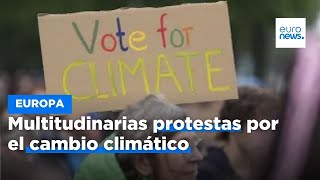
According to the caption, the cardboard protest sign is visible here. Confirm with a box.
[38,1,238,113]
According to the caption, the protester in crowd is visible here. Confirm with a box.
[198,86,281,180]
[2,153,73,180]
[180,101,225,147]
[75,94,205,180]
[33,154,73,180]
[1,120,40,166]
[59,110,120,175]
[1,126,73,180]
[2,150,37,180]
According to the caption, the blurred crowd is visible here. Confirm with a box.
[1,30,320,180]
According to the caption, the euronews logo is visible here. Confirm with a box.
[279,26,304,40]
[276,18,306,48]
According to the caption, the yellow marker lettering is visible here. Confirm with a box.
[129,31,148,51]
[89,63,109,99]
[156,54,183,93]
[107,61,118,97]
[176,51,199,92]
[62,61,95,100]
[205,50,230,92]
[118,58,150,96]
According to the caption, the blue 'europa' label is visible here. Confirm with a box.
[7,95,72,114]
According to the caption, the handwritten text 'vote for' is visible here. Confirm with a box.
[63,13,230,100]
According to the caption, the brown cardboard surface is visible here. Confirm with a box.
[38,1,238,113]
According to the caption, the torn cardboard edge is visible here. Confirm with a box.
[37,1,227,18]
